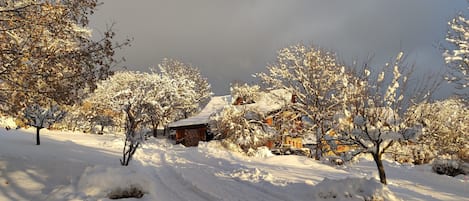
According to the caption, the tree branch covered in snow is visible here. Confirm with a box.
[0,0,130,115]
[443,6,469,98]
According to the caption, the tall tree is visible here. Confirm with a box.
[93,71,154,166]
[0,0,129,114]
[157,58,212,118]
[257,44,348,159]
[443,6,469,98]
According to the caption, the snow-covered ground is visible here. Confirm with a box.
[0,128,467,201]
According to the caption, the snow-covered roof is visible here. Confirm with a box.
[168,89,292,129]
[237,89,292,115]
[168,95,231,128]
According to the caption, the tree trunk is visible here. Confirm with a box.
[36,127,41,145]
[373,152,387,184]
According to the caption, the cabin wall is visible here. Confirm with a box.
[174,127,207,147]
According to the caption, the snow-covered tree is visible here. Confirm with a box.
[94,71,156,166]
[211,105,272,153]
[443,6,469,98]
[230,83,260,105]
[0,0,129,115]
[23,104,65,145]
[257,44,348,159]
[93,71,198,165]
[334,53,424,184]
[157,58,212,119]
[406,98,469,159]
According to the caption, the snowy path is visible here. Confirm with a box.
[137,143,297,201]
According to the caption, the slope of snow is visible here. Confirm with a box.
[0,128,467,201]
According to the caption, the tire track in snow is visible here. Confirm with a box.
[141,147,221,201]
[171,147,294,201]
[159,152,221,201]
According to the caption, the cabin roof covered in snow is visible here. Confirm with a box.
[237,89,292,115]
[168,95,231,128]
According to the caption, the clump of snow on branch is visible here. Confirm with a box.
[230,83,260,104]
[443,8,469,96]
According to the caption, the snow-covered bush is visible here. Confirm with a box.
[107,185,145,199]
[311,177,400,201]
[406,98,469,160]
[432,159,467,177]
[387,142,436,165]
[211,105,272,153]
[77,166,151,200]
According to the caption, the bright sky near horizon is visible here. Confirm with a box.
[90,0,466,97]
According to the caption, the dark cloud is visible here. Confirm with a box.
[90,0,466,96]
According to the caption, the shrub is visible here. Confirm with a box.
[432,159,466,177]
[108,185,145,200]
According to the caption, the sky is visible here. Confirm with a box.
[90,0,466,96]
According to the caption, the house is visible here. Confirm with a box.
[168,88,303,148]
[168,96,230,146]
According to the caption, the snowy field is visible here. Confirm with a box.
[0,128,467,201]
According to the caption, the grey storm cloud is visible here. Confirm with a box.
[90,0,466,96]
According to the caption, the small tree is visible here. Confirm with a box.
[24,104,65,145]
[94,71,154,166]
[335,53,424,184]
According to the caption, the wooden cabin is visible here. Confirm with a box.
[168,96,229,147]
